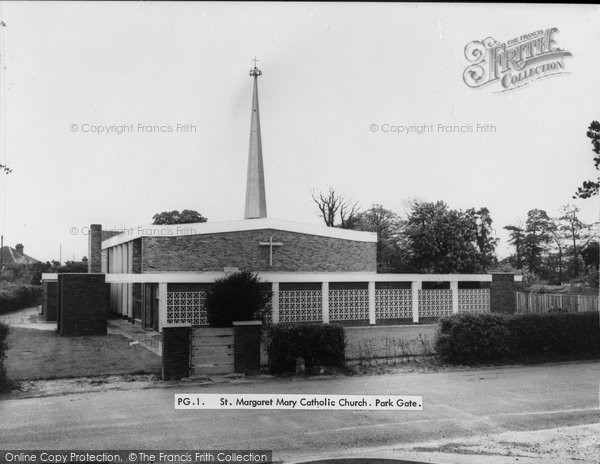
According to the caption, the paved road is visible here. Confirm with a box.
[1,361,598,462]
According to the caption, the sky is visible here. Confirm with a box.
[0,2,599,262]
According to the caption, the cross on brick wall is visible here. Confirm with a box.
[258,236,283,266]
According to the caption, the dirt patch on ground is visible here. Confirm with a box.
[11,374,162,397]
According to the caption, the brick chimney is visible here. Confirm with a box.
[88,225,102,273]
[15,243,24,255]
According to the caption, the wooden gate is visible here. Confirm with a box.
[190,327,235,376]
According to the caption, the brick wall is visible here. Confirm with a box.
[141,229,376,273]
[88,225,102,273]
[490,273,516,314]
[162,327,190,380]
[233,322,262,374]
[42,281,58,322]
[132,238,142,272]
[58,273,109,336]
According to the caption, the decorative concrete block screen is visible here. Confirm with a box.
[330,289,369,320]
[164,287,493,326]
[259,299,272,324]
[418,289,453,318]
[166,290,273,326]
[166,291,208,326]
[375,289,412,319]
[458,289,490,313]
[147,273,518,329]
[279,289,323,322]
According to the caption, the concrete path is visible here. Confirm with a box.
[1,361,598,463]
[0,306,55,331]
[107,318,162,356]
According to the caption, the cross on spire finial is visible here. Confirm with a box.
[249,57,262,77]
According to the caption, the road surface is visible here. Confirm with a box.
[1,361,599,463]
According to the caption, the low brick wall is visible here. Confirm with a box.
[345,324,438,361]
[42,281,58,322]
[233,321,262,374]
[162,327,191,380]
[57,273,109,336]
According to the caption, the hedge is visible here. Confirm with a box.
[435,312,600,365]
[0,322,9,391]
[267,324,345,374]
[0,285,42,314]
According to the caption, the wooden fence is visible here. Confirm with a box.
[515,292,599,314]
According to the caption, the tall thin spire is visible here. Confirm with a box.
[244,59,267,219]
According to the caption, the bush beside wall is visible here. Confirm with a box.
[0,322,9,391]
[0,285,42,314]
[436,312,600,365]
[205,271,271,327]
[267,324,345,374]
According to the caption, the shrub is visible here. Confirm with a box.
[205,271,271,327]
[267,324,345,374]
[436,312,600,365]
[0,322,9,391]
[435,313,514,364]
[0,284,42,314]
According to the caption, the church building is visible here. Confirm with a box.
[90,63,378,331]
[54,62,517,334]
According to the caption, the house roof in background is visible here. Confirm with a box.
[0,246,40,265]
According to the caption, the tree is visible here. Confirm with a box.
[52,261,88,273]
[466,207,499,272]
[312,188,359,229]
[522,210,553,275]
[548,217,567,284]
[504,225,525,269]
[404,201,497,273]
[351,204,407,272]
[521,209,554,276]
[580,241,599,270]
[152,209,207,225]
[574,120,600,199]
[580,241,599,287]
[559,205,596,279]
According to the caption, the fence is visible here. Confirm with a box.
[515,292,599,314]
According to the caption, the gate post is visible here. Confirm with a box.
[490,273,516,314]
[233,321,262,374]
[162,327,191,380]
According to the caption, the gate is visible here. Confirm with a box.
[190,327,235,376]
